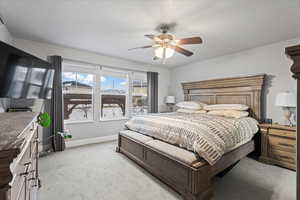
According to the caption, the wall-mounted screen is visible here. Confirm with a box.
[0,41,55,99]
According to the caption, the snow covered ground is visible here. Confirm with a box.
[64,106,147,122]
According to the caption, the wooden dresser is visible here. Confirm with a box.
[0,112,40,200]
[259,123,296,170]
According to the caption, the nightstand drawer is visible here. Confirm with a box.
[269,128,295,139]
[268,136,296,152]
[269,149,295,164]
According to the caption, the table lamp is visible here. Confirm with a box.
[165,96,175,112]
[275,92,296,126]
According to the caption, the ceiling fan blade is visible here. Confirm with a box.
[177,37,202,45]
[171,45,194,56]
[128,45,153,51]
[145,34,161,41]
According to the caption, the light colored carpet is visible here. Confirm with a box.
[38,141,296,200]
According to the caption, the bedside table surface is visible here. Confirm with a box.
[259,123,296,131]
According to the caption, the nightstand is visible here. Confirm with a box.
[159,111,173,113]
[259,124,296,170]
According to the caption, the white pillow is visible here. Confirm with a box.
[176,101,206,110]
[204,104,249,111]
[207,110,249,118]
[177,108,207,114]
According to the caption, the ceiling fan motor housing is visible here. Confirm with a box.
[158,34,174,42]
[160,24,170,34]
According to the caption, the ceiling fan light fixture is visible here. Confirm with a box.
[154,47,175,59]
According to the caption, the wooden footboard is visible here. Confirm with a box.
[116,133,255,200]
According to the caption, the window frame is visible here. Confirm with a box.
[62,62,147,124]
[99,69,130,121]
[131,72,148,116]
[62,68,96,124]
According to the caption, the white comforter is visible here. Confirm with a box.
[125,112,258,165]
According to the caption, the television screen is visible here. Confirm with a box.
[0,41,55,99]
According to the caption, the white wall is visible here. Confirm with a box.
[0,23,12,44]
[13,38,171,140]
[170,38,300,124]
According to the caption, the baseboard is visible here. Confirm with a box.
[39,143,52,152]
[65,135,118,149]
[38,143,53,157]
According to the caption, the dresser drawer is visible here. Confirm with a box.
[13,143,31,175]
[10,176,25,200]
[10,130,37,199]
[269,148,295,164]
[268,136,296,152]
[269,128,295,139]
[11,156,37,200]
[0,113,39,200]
[11,127,36,173]
[16,181,25,200]
[10,145,31,198]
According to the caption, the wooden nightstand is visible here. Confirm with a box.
[259,124,296,170]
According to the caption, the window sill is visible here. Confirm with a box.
[100,118,129,122]
[64,118,130,125]
[64,120,95,125]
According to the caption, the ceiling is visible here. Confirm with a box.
[1,0,300,68]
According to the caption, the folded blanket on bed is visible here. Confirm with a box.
[125,113,258,165]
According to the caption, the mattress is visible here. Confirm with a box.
[125,112,258,165]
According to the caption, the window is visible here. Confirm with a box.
[62,62,148,123]
[100,71,128,120]
[132,72,148,116]
[63,71,94,122]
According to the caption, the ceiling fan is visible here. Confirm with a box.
[129,24,203,63]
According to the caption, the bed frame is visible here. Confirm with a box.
[117,74,266,200]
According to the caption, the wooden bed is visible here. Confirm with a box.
[116,74,266,200]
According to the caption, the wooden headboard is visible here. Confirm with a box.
[181,74,266,121]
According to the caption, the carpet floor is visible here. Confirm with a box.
[38,141,296,200]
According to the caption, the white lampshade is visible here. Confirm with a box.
[275,92,296,107]
[155,47,175,59]
[165,96,175,104]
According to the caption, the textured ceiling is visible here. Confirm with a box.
[1,0,300,67]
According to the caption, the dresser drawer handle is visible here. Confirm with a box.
[24,161,32,166]
[20,172,29,176]
[278,143,294,148]
[28,177,38,187]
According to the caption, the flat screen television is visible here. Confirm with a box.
[0,41,55,99]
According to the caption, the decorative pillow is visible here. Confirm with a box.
[207,110,249,118]
[176,101,206,110]
[177,108,207,114]
[204,104,249,111]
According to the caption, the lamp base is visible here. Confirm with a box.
[166,103,174,112]
[283,108,294,127]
